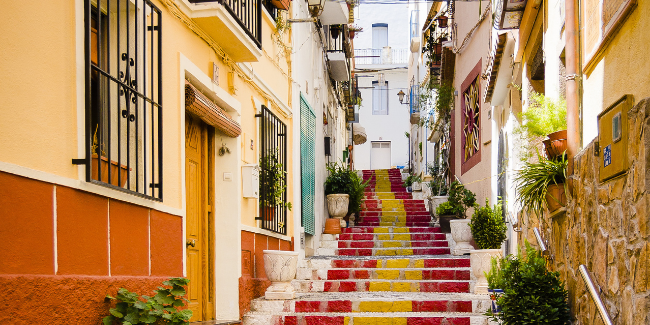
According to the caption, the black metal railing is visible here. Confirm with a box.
[76,0,163,200]
[256,106,288,235]
[189,0,262,49]
[262,0,278,20]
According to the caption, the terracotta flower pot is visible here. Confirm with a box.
[263,250,299,299]
[546,183,566,212]
[450,219,473,255]
[543,129,568,158]
[91,154,130,187]
[324,218,342,234]
[470,249,503,294]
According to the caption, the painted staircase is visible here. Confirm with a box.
[243,169,490,325]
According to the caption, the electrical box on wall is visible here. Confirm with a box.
[598,95,632,182]
[242,164,260,198]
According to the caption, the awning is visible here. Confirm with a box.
[185,82,241,138]
[353,123,367,145]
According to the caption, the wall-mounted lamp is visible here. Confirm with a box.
[397,90,409,105]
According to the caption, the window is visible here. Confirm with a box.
[372,23,388,64]
[460,60,482,174]
[257,105,288,235]
[372,81,388,115]
[80,0,163,200]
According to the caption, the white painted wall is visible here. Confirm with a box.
[291,0,347,256]
[352,2,411,171]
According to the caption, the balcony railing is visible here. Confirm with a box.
[354,48,409,65]
[189,0,262,48]
[410,85,420,115]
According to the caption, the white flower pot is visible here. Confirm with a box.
[263,250,299,299]
[428,196,449,217]
[450,219,473,255]
[327,194,349,227]
[412,182,422,191]
[470,249,503,294]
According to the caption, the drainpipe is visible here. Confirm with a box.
[565,0,580,180]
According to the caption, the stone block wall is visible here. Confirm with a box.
[518,98,650,324]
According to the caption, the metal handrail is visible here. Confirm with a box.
[579,265,613,325]
[533,227,547,253]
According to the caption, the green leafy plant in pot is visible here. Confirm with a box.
[103,277,193,325]
[514,153,567,216]
[260,150,292,221]
[435,181,476,233]
[469,199,507,292]
[324,162,368,230]
[486,243,572,324]
[514,87,567,160]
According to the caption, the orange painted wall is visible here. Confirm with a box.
[0,171,183,324]
[239,230,292,317]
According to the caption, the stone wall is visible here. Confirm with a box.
[518,98,650,324]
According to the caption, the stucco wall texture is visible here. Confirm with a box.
[239,230,292,317]
[0,171,183,324]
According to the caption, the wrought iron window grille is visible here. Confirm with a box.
[256,105,288,235]
[74,0,163,200]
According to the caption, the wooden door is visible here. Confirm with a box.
[185,113,214,321]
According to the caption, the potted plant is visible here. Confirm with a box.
[486,244,572,324]
[324,162,368,231]
[436,15,449,28]
[91,125,130,187]
[260,150,292,222]
[514,153,567,216]
[348,25,363,39]
[469,199,507,293]
[435,181,476,234]
[516,89,567,159]
[404,174,422,192]
[485,257,506,315]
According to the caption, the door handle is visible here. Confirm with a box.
[186,239,196,248]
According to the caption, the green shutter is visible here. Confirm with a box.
[300,95,316,235]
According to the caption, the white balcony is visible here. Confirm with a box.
[327,51,349,82]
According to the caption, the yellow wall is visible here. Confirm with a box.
[0,0,294,234]
[582,1,650,143]
[0,1,79,179]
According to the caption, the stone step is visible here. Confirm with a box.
[333,247,451,256]
[353,222,433,227]
[342,227,442,234]
[333,240,449,249]
[358,212,430,217]
[301,256,470,269]
[297,268,470,281]
[248,292,490,315]
[243,313,488,325]
[339,233,446,241]
[292,279,471,293]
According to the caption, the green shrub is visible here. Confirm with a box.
[435,201,455,215]
[324,162,369,215]
[435,181,476,217]
[103,277,192,325]
[403,174,422,188]
[469,199,507,249]
[514,153,567,217]
[486,244,572,324]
